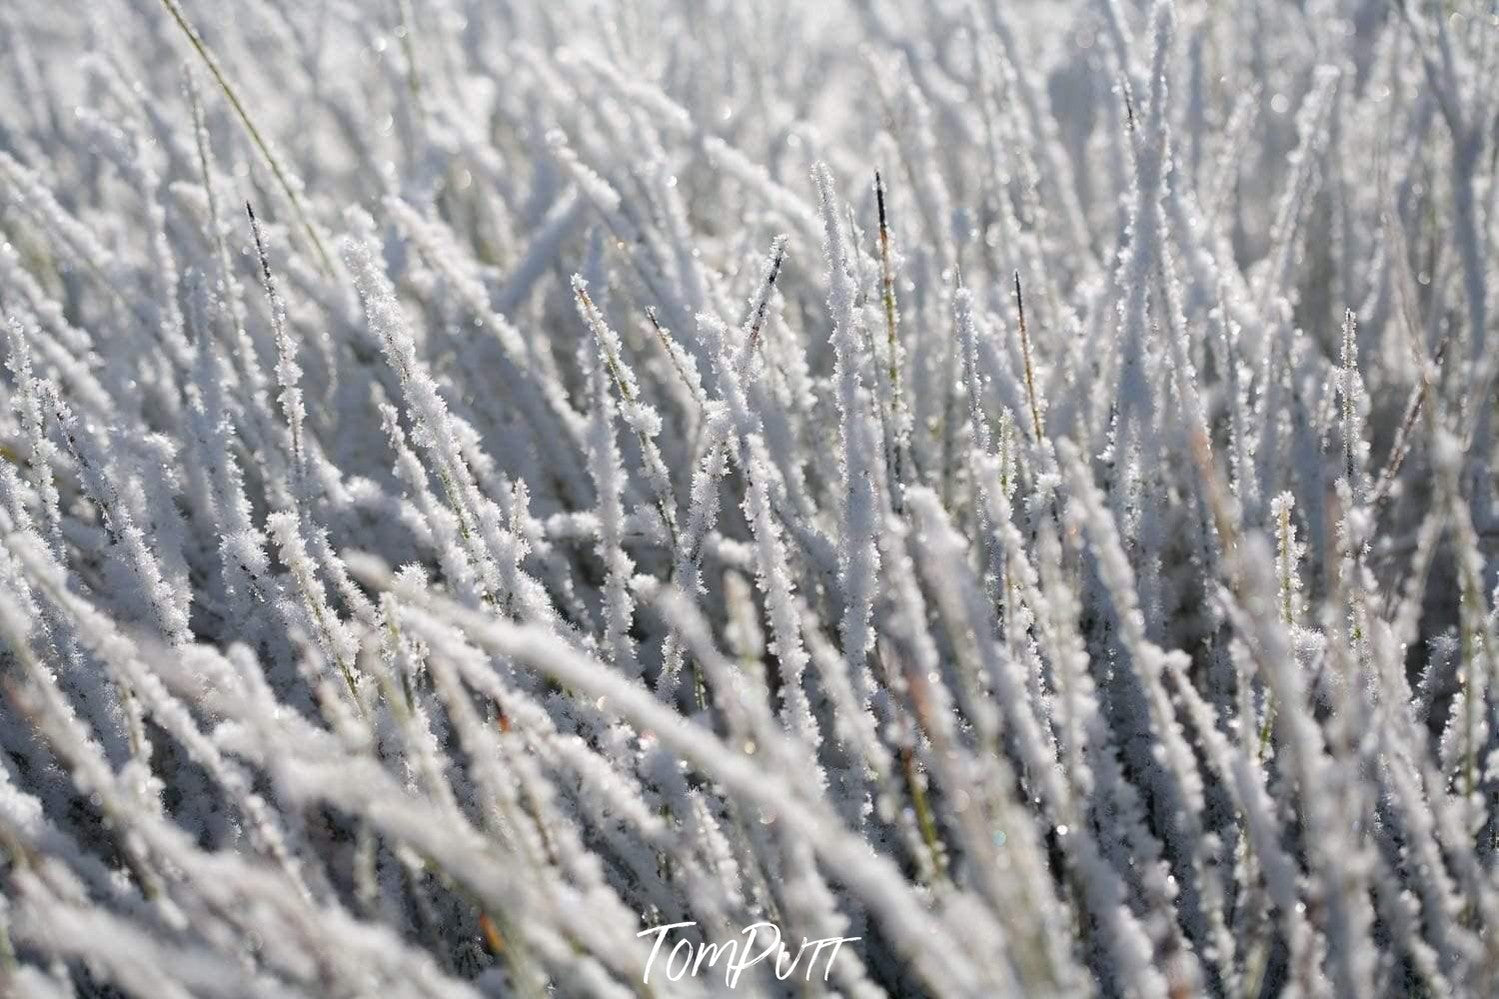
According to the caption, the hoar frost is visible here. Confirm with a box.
[1,1,1497,997]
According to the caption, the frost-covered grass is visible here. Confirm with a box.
[0,0,1497,995]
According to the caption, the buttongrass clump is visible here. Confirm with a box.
[1,1,1497,996]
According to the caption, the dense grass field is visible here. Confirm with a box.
[1,0,1497,995]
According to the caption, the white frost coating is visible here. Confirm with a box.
[0,2,1494,997]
